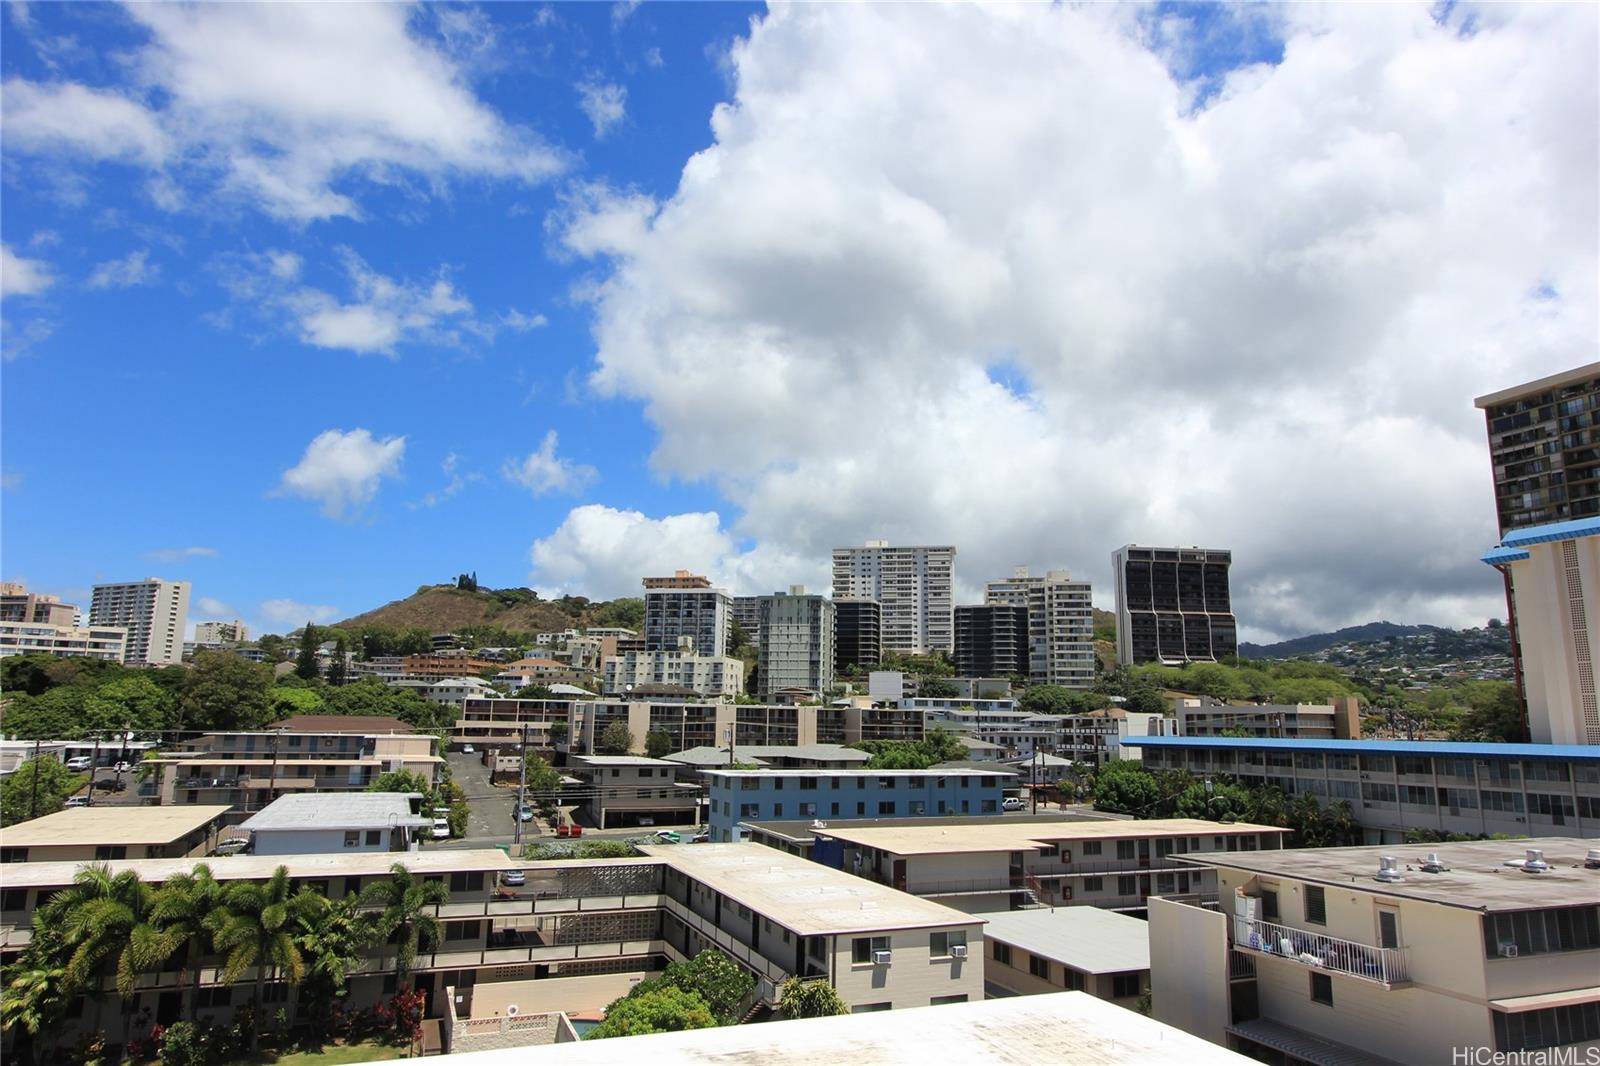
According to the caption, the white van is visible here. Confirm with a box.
[65,756,94,772]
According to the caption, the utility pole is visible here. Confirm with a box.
[725,725,735,768]
[265,728,284,815]
[514,723,529,846]
[86,734,103,807]
[28,738,42,819]
[1031,748,1040,815]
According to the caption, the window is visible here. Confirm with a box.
[1029,954,1051,981]
[799,803,817,817]
[740,803,759,818]
[449,872,484,893]
[1112,974,1142,999]
[1260,888,1280,921]
[993,942,1012,966]
[0,848,28,864]
[852,936,890,963]
[1,888,27,911]
[1310,973,1333,1005]
[1494,1003,1600,1053]
[1116,840,1136,860]
[800,778,817,790]
[852,1002,892,1013]
[1304,886,1326,925]
[1117,875,1137,896]
[1061,967,1084,991]
[1081,877,1103,893]
[196,987,233,1009]
[857,802,867,816]
[1081,841,1102,857]
[878,801,897,815]
[94,846,127,861]
[930,931,967,957]
[1483,907,1600,957]
[831,803,840,816]
[772,804,783,818]
[1378,910,1399,950]
[344,831,360,848]
[980,800,997,813]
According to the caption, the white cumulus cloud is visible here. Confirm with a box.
[87,249,159,290]
[1,243,55,297]
[503,431,598,497]
[553,3,1598,641]
[1,4,565,221]
[575,80,627,139]
[277,428,406,519]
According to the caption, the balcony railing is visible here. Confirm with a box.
[1234,918,1409,986]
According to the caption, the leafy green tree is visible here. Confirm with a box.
[40,863,173,1007]
[1122,680,1168,715]
[523,753,562,798]
[587,985,716,1039]
[598,721,633,755]
[1,960,72,1063]
[1451,682,1523,743]
[779,976,848,1019]
[361,863,449,984]
[1,757,88,826]
[644,730,673,759]
[0,653,60,696]
[83,674,176,734]
[368,769,432,795]
[627,949,753,1024]
[917,677,959,698]
[1092,760,1164,816]
[178,652,272,732]
[1017,685,1075,715]
[205,865,322,1054]
[0,687,89,739]
[293,893,377,1037]
[268,685,325,718]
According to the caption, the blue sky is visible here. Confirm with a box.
[2,2,1595,641]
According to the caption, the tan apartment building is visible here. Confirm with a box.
[1175,697,1361,740]
[1149,837,1600,1064]
[567,755,699,829]
[0,619,127,662]
[981,905,1151,1008]
[0,582,78,626]
[0,806,229,863]
[88,577,189,666]
[0,844,985,1059]
[811,818,1289,913]
[145,727,440,823]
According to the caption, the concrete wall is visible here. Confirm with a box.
[252,827,395,856]
[983,939,1146,1009]
[466,971,650,1018]
[1148,896,1229,1046]
[1510,536,1600,745]
[829,923,985,1011]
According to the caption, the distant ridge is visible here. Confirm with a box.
[1240,621,1445,659]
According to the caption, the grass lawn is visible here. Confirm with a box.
[261,1040,409,1065]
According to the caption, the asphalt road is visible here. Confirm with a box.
[446,750,525,841]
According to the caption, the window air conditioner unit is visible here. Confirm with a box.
[1498,942,1519,958]
[950,944,969,959]
[873,950,893,965]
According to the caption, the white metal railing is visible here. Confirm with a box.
[1234,918,1409,985]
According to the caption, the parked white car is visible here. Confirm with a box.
[65,756,94,772]
[1002,797,1027,811]
[500,869,526,887]
[64,795,90,808]
[431,817,451,839]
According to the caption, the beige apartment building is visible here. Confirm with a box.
[0,619,127,662]
[601,642,745,700]
[833,541,956,655]
[89,577,189,666]
[981,905,1151,1008]
[567,755,699,829]
[1149,837,1600,1064]
[145,728,440,823]
[0,582,78,626]
[0,844,985,1059]
[811,818,1289,913]
[1175,697,1362,740]
[0,806,229,864]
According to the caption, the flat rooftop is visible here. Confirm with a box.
[665,744,871,766]
[1122,736,1600,760]
[434,992,1249,1064]
[817,818,1287,856]
[1475,361,1600,407]
[744,811,1121,846]
[1183,838,1600,912]
[701,767,1009,779]
[570,755,680,767]
[979,907,1151,974]
[642,843,982,937]
[0,805,230,848]
[0,847,519,890]
[240,793,433,831]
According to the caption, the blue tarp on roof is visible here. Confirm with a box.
[1121,736,1600,760]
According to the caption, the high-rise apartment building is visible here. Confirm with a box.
[834,598,882,674]
[731,595,763,648]
[832,541,954,655]
[1112,546,1236,666]
[1483,517,1600,744]
[954,604,1029,678]
[193,620,249,645]
[1474,362,1600,534]
[0,582,78,626]
[642,571,730,658]
[89,578,190,666]
[984,567,1095,688]
[757,587,835,698]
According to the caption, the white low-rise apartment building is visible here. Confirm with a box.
[0,619,127,662]
[981,905,1151,1007]
[809,818,1289,914]
[602,642,745,701]
[1149,837,1600,1064]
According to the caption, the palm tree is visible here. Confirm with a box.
[205,865,324,1054]
[293,893,377,1038]
[360,863,449,986]
[1,962,72,1064]
[149,864,223,1022]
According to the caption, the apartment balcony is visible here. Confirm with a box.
[1233,918,1410,987]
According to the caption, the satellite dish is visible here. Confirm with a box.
[506,1004,519,1017]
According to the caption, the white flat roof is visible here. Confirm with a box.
[432,992,1249,1064]
[0,805,231,847]
[0,847,518,889]
[240,793,433,832]
[701,768,1008,778]
[979,907,1151,974]
[571,755,681,767]
[644,843,982,937]
[818,818,1287,856]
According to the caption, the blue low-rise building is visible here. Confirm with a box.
[1122,736,1600,843]
[703,768,1010,841]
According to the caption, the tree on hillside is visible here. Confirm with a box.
[179,652,272,733]
[295,625,321,680]
[587,986,716,1039]
[779,976,848,1019]
[1018,685,1074,715]
[918,677,959,698]
[1,758,88,826]
[598,721,633,755]
[644,731,672,759]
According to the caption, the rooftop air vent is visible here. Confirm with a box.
[1420,852,1449,874]
[1522,848,1549,874]
[1375,856,1404,883]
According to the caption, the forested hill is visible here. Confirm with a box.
[335,583,643,640]
[1240,621,1445,659]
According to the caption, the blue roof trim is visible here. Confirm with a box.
[1481,546,1531,566]
[1121,736,1600,760]
[1498,515,1600,549]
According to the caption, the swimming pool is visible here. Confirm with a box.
[569,1018,601,1037]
